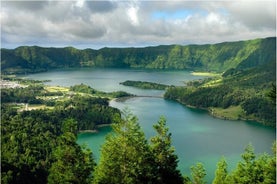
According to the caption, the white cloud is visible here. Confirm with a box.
[1,0,275,49]
[225,1,276,30]
[127,6,139,26]
[75,0,85,8]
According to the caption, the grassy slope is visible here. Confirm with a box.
[209,106,245,120]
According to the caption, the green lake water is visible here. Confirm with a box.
[25,68,276,182]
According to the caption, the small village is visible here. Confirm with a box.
[0,79,25,89]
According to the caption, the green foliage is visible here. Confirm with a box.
[190,162,207,184]
[93,113,185,184]
[110,91,135,98]
[150,116,183,184]
[93,109,156,184]
[1,83,121,184]
[1,113,54,183]
[1,83,121,131]
[120,80,170,90]
[66,95,120,130]
[1,106,97,183]
[48,129,95,184]
[70,83,96,94]
[165,60,276,126]
[1,107,95,184]
[1,37,275,74]
[227,144,276,184]
[267,83,276,105]
[242,97,275,124]
[69,83,134,98]
[1,84,44,103]
[212,157,228,184]
[61,118,78,136]
[185,143,275,184]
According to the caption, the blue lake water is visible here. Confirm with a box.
[25,68,276,182]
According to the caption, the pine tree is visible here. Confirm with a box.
[228,143,276,184]
[150,116,183,184]
[93,110,155,184]
[230,144,256,184]
[48,119,95,184]
[190,162,207,184]
[212,157,228,184]
[263,142,276,184]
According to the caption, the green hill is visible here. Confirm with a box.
[1,37,275,74]
[164,59,276,126]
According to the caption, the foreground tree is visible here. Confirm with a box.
[93,110,156,184]
[227,144,276,184]
[212,157,228,184]
[48,119,95,184]
[150,116,183,184]
[190,162,207,184]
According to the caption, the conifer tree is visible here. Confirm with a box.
[190,162,207,184]
[263,142,276,184]
[228,143,276,184]
[48,119,95,184]
[93,110,155,184]
[212,157,228,184]
[150,116,183,184]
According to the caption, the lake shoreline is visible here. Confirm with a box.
[114,95,272,127]
[171,98,273,127]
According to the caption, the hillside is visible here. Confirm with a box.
[1,37,275,74]
[164,60,276,126]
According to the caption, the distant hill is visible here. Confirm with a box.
[1,37,275,74]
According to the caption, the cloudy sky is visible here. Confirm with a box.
[1,0,276,49]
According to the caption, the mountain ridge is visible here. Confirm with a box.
[1,37,275,74]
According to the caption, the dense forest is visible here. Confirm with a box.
[1,37,275,74]
[0,80,123,183]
